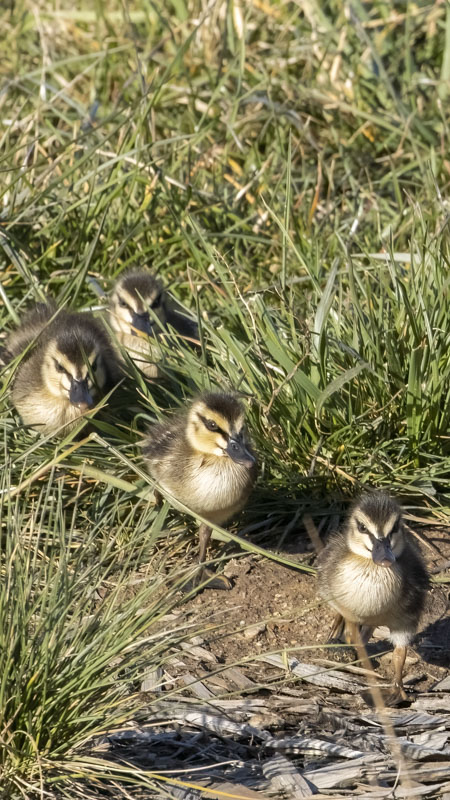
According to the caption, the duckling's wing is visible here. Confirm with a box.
[316,532,349,593]
[5,302,57,360]
[317,531,347,565]
[143,422,180,462]
[401,538,430,616]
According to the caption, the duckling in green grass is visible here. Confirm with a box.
[6,303,119,436]
[108,270,199,377]
[144,391,257,589]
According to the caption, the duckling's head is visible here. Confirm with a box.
[42,316,109,409]
[346,491,405,567]
[109,270,165,337]
[186,392,256,469]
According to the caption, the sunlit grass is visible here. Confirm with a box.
[1,0,450,796]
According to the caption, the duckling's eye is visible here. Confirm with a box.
[54,359,68,375]
[118,297,130,309]
[357,521,368,534]
[151,293,162,309]
[204,419,219,432]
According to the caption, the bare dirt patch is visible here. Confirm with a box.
[174,527,450,694]
[96,527,450,798]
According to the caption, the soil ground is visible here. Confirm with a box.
[173,526,450,695]
[97,526,450,798]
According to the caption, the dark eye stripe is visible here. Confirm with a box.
[118,296,131,310]
[198,414,227,437]
[54,359,70,376]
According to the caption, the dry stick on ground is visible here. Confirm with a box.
[429,558,450,575]
[303,514,324,555]
[303,513,414,792]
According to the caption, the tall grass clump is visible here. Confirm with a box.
[0,456,199,798]
[131,228,450,512]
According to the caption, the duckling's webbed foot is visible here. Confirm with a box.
[384,684,409,707]
[154,489,163,507]
[364,645,410,707]
[198,566,232,590]
[181,566,232,593]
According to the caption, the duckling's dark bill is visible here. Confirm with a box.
[226,439,256,469]
[371,537,395,567]
[69,378,93,409]
[131,311,152,335]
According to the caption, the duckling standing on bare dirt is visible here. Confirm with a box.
[108,270,199,378]
[143,392,257,588]
[317,491,429,705]
[6,303,119,436]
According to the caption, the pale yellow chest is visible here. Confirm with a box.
[160,456,252,525]
[325,555,403,625]
[15,390,84,434]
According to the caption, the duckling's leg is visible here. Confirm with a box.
[386,645,408,705]
[328,617,372,645]
[198,522,212,564]
[154,489,163,506]
[344,620,361,647]
[197,523,231,590]
[343,625,408,707]
[329,613,345,641]
[360,625,374,645]
[345,621,383,683]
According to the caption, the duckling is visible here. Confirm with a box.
[143,392,257,588]
[317,491,429,705]
[108,270,199,378]
[6,303,119,435]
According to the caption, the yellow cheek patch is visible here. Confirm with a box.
[61,374,71,391]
